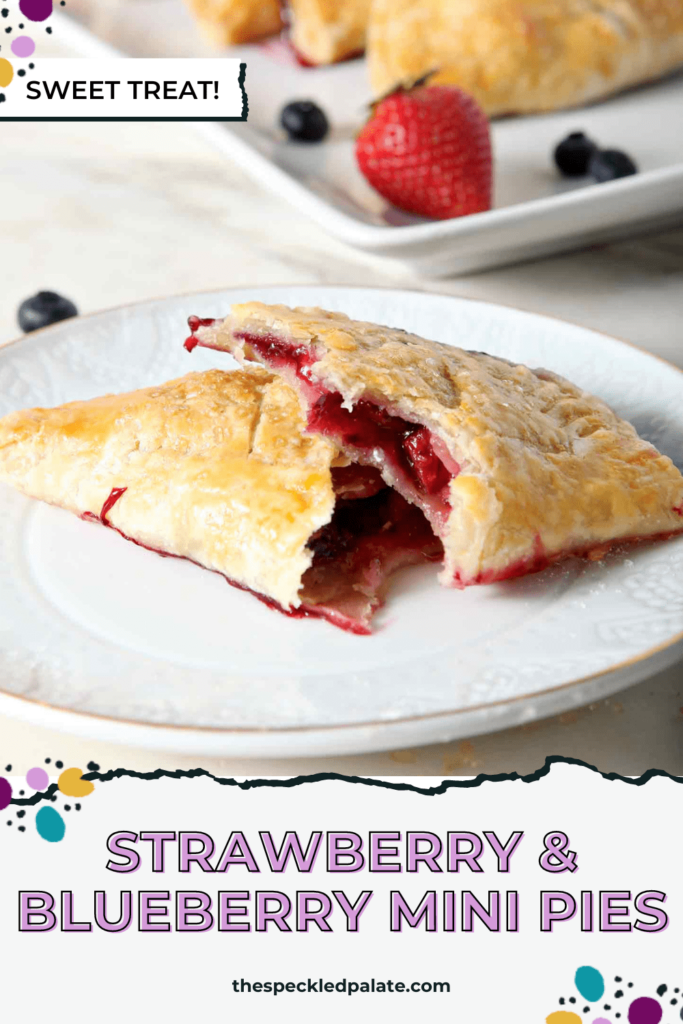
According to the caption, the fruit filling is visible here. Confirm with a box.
[231,329,459,531]
[300,469,443,632]
[308,392,455,522]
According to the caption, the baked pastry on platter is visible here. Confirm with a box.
[184,0,370,63]
[367,0,683,116]
[185,0,282,47]
[286,0,371,65]
[186,303,683,587]
[0,367,442,635]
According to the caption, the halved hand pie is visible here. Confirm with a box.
[0,367,441,634]
[186,303,683,587]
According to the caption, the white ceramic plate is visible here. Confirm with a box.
[1,285,682,756]
[55,9,683,275]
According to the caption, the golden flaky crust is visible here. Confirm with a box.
[0,368,338,610]
[196,302,683,586]
[367,0,683,115]
[182,0,369,60]
[288,0,371,63]
[183,0,281,46]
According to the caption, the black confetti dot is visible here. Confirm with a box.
[559,999,565,1006]
[0,94,5,103]
[64,805,71,812]
[6,820,11,825]
[615,978,622,983]
[658,986,668,997]
[87,762,100,771]
[29,62,34,68]
[583,1008,589,1014]
[4,27,11,32]
[672,999,678,1006]
[615,991,624,999]
[0,8,7,15]
[628,983,633,989]
[676,989,680,994]
[5,764,11,771]
[75,803,81,811]
[50,795,57,802]
[604,1007,611,1012]
[569,998,576,1005]
[18,826,25,832]
[55,760,63,769]
[18,68,25,76]
[18,21,23,26]
[17,810,25,818]
[45,758,51,764]
[45,25,51,32]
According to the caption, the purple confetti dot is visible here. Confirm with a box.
[18,0,52,21]
[11,34,34,55]
[628,998,663,1024]
[0,777,12,810]
[26,766,49,790]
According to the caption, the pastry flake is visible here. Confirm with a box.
[287,0,371,64]
[367,0,683,116]
[183,0,282,47]
[186,303,683,588]
[0,367,442,634]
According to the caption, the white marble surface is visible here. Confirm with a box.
[2,111,683,777]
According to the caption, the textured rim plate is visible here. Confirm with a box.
[1,285,682,756]
[54,12,683,275]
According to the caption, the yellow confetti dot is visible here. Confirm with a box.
[58,767,95,798]
[0,58,13,88]
[546,1014,582,1024]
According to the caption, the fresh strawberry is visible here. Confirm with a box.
[355,83,492,221]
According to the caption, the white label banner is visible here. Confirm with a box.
[2,762,682,1023]
[0,58,247,120]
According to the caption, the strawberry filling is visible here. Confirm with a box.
[301,477,443,630]
[230,329,458,533]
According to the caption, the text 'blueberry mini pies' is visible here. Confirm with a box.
[186,303,683,587]
[0,367,441,634]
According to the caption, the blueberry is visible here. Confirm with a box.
[589,148,638,183]
[553,132,598,176]
[17,291,78,333]
[280,100,329,142]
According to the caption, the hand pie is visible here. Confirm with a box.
[367,0,683,116]
[0,367,441,634]
[186,304,683,588]
[183,0,370,63]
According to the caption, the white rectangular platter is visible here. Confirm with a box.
[56,4,683,275]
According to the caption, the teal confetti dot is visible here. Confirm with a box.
[36,805,65,842]
[576,967,605,1002]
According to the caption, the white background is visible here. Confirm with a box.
[1,764,680,1023]
[0,59,245,119]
